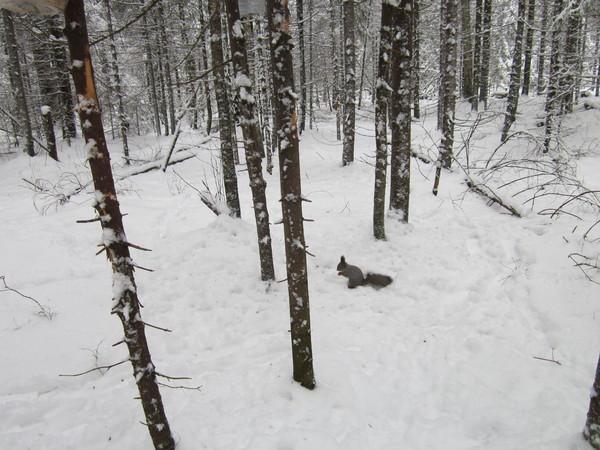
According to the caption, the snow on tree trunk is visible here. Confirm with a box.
[208,0,242,218]
[157,4,176,135]
[373,0,394,240]
[543,0,563,153]
[2,9,35,157]
[198,0,214,135]
[139,0,161,136]
[224,0,275,281]
[63,2,175,448]
[500,0,526,142]
[297,0,307,134]
[412,0,421,119]
[585,353,600,449]
[562,0,581,113]
[41,106,58,161]
[460,0,473,100]
[389,0,412,222]
[472,0,483,110]
[536,0,549,95]
[330,0,342,141]
[433,0,458,195]
[521,0,536,95]
[342,0,356,166]
[437,0,446,129]
[178,0,199,130]
[479,0,492,107]
[267,0,316,390]
[103,0,130,164]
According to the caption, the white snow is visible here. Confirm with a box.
[0,97,599,450]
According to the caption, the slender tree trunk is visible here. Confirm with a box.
[308,0,315,128]
[472,0,483,109]
[595,31,600,97]
[63,2,175,448]
[2,9,34,157]
[536,0,549,95]
[562,0,581,113]
[297,0,307,133]
[139,0,161,136]
[501,0,527,142]
[357,0,373,109]
[585,353,600,450]
[479,0,492,107]
[437,0,447,129]
[543,0,563,152]
[460,0,473,99]
[157,4,176,135]
[224,0,275,281]
[198,0,214,135]
[342,0,356,166]
[267,0,316,390]
[41,107,58,161]
[330,0,342,141]
[178,0,198,129]
[433,0,458,195]
[521,0,535,95]
[208,0,242,218]
[103,0,130,164]
[373,1,394,240]
[412,0,421,118]
[155,38,169,135]
[389,0,412,222]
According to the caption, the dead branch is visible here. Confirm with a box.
[465,176,522,217]
[143,322,173,333]
[59,359,129,377]
[172,170,222,216]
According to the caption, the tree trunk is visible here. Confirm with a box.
[595,30,600,97]
[536,0,548,95]
[178,0,198,129]
[63,2,175,448]
[140,0,161,136]
[543,0,563,152]
[373,0,394,240]
[224,0,276,281]
[103,0,130,164]
[208,0,242,218]
[479,0,492,107]
[330,0,342,141]
[41,107,58,161]
[342,0,356,166]
[437,0,447,129]
[585,353,600,449]
[412,0,421,119]
[433,0,458,195]
[472,0,483,110]
[2,9,34,157]
[198,0,214,135]
[521,0,535,95]
[157,4,176,135]
[562,0,581,113]
[297,0,307,133]
[357,0,373,109]
[460,0,473,99]
[389,0,412,222]
[500,0,526,142]
[267,0,316,390]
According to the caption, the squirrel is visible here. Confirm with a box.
[336,256,393,289]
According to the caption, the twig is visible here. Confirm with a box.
[532,356,562,365]
[59,359,129,377]
[0,275,54,319]
[143,322,173,333]
[156,372,191,381]
[157,382,202,391]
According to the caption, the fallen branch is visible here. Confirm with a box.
[0,275,54,319]
[172,170,222,216]
[532,356,562,366]
[59,359,129,377]
[465,175,522,218]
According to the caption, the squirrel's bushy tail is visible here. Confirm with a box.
[364,273,393,288]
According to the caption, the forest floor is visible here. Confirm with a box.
[1,96,600,450]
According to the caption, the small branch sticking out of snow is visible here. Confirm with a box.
[0,275,54,319]
[59,359,130,377]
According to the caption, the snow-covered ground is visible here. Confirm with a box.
[1,98,600,449]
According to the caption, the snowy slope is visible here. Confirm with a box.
[1,99,599,450]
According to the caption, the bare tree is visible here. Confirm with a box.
[63,1,175,448]
[521,0,536,95]
[267,0,316,390]
[342,0,356,166]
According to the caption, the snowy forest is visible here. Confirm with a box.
[1,0,600,448]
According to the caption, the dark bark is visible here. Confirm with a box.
[224,0,275,281]
[178,0,198,129]
[460,0,473,99]
[437,0,447,129]
[208,0,242,218]
[63,2,175,449]
[330,0,342,141]
[472,0,482,110]
[521,0,535,95]
[501,0,527,142]
[342,0,356,165]
[584,353,600,449]
[2,9,34,157]
[297,0,307,133]
[267,0,316,390]
[140,0,161,136]
[433,0,458,195]
[536,0,548,95]
[412,0,421,118]
[543,0,563,152]
[357,0,373,109]
[562,0,581,113]
[595,31,600,97]
[103,0,130,164]
[389,0,412,222]
[479,0,492,107]
[198,0,213,135]
[373,1,394,240]
[41,107,58,161]
[157,3,176,135]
